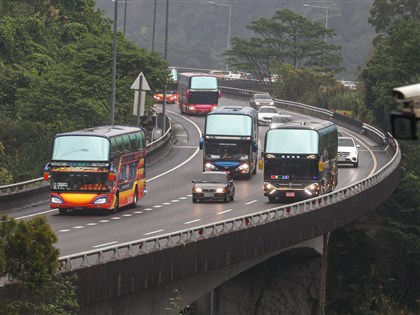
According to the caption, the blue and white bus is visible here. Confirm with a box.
[263,120,338,202]
[200,106,258,179]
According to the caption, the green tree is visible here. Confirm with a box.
[0,215,79,314]
[226,9,342,81]
[0,142,13,185]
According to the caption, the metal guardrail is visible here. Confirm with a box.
[56,87,399,270]
[0,123,172,198]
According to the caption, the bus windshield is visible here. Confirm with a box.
[204,140,250,161]
[265,129,319,154]
[191,76,218,89]
[206,115,252,136]
[52,136,110,161]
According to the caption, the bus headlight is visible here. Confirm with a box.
[51,196,63,204]
[236,163,250,173]
[204,163,216,171]
[93,196,108,205]
[264,182,276,193]
[304,183,320,196]
[188,105,196,111]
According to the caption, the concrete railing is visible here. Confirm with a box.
[56,86,400,270]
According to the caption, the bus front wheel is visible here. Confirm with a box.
[59,208,68,215]
[131,187,138,208]
[112,194,119,213]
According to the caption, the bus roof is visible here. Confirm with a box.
[268,120,336,131]
[55,125,143,139]
[179,72,216,78]
[208,105,257,116]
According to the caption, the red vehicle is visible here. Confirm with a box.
[44,126,146,214]
[178,72,221,115]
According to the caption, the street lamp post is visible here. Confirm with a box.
[111,0,119,126]
[208,1,232,71]
[304,3,329,43]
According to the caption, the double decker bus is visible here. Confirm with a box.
[262,120,338,202]
[153,67,179,104]
[178,72,221,115]
[200,106,258,179]
[44,126,146,214]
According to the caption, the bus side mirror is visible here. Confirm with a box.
[43,172,49,181]
[258,159,263,170]
[318,161,324,172]
[199,137,204,150]
[252,143,258,152]
[108,172,116,181]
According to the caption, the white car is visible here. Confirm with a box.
[338,136,360,167]
[269,114,293,129]
[257,106,279,126]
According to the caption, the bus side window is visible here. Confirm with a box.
[129,133,138,151]
[137,132,144,150]
[111,138,118,158]
[123,135,131,152]
[116,136,124,153]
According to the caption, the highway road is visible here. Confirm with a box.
[9,96,391,257]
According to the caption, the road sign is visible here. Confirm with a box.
[131,72,150,124]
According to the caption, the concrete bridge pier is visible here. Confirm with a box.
[191,234,329,315]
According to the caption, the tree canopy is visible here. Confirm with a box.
[224,9,342,81]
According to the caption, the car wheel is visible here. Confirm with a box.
[130,187,138,208]
[252,164,257,175]
[192,198,198,203]
[224,194,229,202]
[58,208,68,215]
[353,161,359,168]
[268,196,276,203]
[230,192,234,201]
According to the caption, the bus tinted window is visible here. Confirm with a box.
[190,76,218,89]
[265,129,319,154]
[116,136,124,152]
[52,136,110,161]
[123,135,131,151]
[206,115,252,136]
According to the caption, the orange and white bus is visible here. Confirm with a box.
[178,72,221,115]
[153,67,179,104]
[44,126,146,214]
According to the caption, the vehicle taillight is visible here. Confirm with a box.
[186,89,191,98]
[218,89,222,98]
[43,172,49,181]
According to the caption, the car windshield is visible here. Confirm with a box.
[196,174,227,184]
[256,94,271,99]
[259,107,277,113]
[338,138,354,147]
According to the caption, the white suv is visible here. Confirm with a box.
[338,137,360,167]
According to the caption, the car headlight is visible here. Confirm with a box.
[93,196,108,204]
[204,163,216,171]
[304,183,320,196]
[269,101,274,105]
[236,163,250,173]
[51,196,63,204]
[194,187,203,193]
[215,187,225,193]
[255,101,260,105]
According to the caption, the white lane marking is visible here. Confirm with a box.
[148,110,201,182]
[111,217,122,220]
[99,220,110,223]
[144,208,153,211]
[153,205,162,208]
[173,145,198,149]
[87,223,98,226]
[185,219,201,225]
[122,214,133,217]
[186,194,192,197]
[179,197,188,200]
[144,229,164,236]
[171,200,180,202]
[16,209,57,220]
[93,241,118,248]
[218,209,232,214]
[162,202,171,205]
[73,226,84,229]
[246,200,258,205]
[59,229,71,233]
[134,211,143,214]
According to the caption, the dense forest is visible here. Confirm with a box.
[0,0,419,314]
